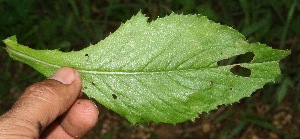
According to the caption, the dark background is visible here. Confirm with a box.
[0,0,299,138]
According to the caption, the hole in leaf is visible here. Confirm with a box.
[230,65,251,77]
[85,54,90,62]
[217,52,255,66]
[112,94,117,99]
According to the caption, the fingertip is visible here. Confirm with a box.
[48,67,82,97]
[72,100,99,126]
[60,99,99,138]
[49,67,76,85]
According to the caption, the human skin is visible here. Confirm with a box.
[0,67,99,138]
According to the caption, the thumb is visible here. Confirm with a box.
[0,67,81,138]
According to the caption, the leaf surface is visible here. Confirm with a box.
[4,12,290,124]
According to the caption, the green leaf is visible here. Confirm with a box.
[4,12,290,124]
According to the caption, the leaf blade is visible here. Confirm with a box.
[4,12,290,124]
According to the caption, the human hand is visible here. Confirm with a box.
[0,67,99,138]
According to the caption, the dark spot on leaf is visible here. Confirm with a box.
[37,121,43,134]
[85,54,90,62]
[92,82,95,85]
[83,86,87,89]
[112,94,117,99]
[229,87,233,90]
[230,65,251,77]
[77,101,81,104]
[217,52,255,66]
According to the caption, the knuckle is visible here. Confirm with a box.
[23,81,62,102]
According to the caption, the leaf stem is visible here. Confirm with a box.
[6,47,61,68]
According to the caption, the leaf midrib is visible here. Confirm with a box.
[7,46,216,74]
[7,45,270,76]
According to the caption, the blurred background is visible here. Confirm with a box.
[0,0,299,138]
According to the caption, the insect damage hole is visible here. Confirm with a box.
[230,65,251,77]
[217,52,255,66]
[85,53,90,62]
[112,94,117,99]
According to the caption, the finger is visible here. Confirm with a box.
[42,99,99,138]
[42,122,74,139]
[61,99,99,138]
[0,67,81,138]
